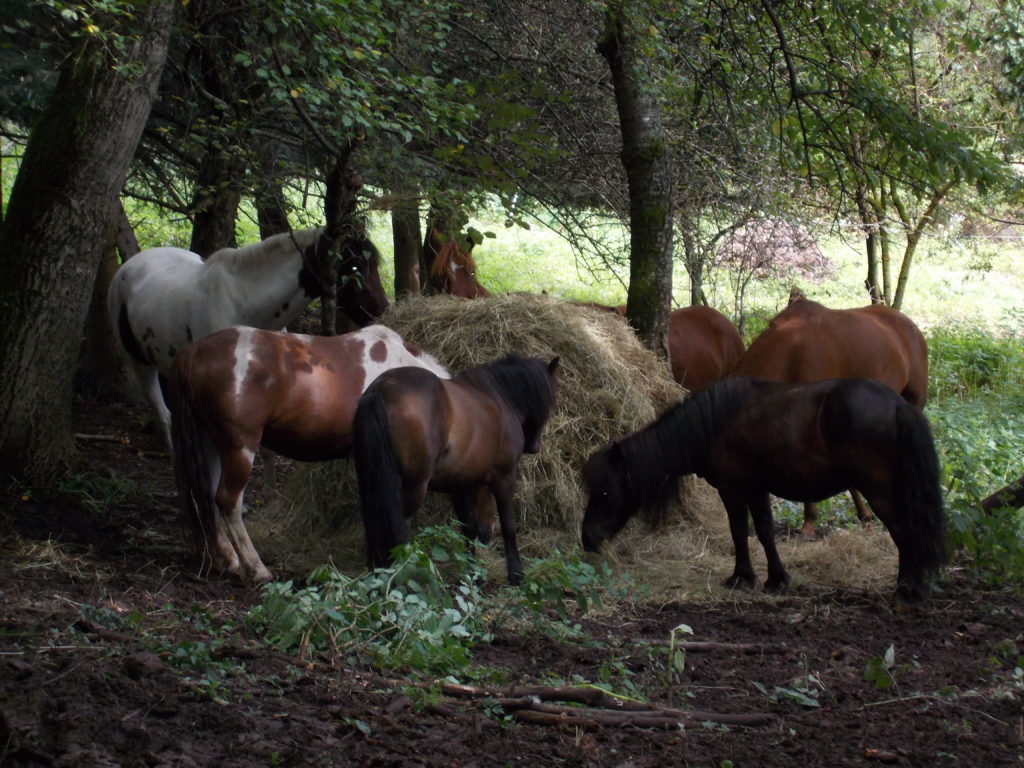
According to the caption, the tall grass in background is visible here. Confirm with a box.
[927,327,1024,583]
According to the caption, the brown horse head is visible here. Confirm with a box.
[335,233,390,326]
[427,227,490,298]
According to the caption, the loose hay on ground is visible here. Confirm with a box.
[249,293,900,600]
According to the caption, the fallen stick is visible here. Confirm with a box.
[363,673,773,728]
[981,472,1024,513]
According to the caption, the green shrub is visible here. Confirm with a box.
[249,525,490,673]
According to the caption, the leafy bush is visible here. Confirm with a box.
[929,394,1024,584]
[928,327,1024,401]
[249,525,490,673]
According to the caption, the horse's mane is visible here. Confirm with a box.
[338,232,381,265]
[206,227,322,269]
[458,354,556,420]
[430,238,477,277]
[589,377,754,520]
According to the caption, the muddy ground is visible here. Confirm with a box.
[1,396,1022,767]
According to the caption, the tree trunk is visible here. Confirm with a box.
[0,1,174,484]
[597,4,674,359]
[891,180,953,311]
[321,149,364,335]
[76,213,137,401]
[188,151,244,256]
[254,141,291,238]
[856,184,882,304]
[392,195,422,298]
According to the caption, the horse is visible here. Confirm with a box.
[574,303,744,391]
[731,294,928,538]
[581,376,946,603]
[352,354,560,585]
[168,324,451,585]
[426,227,490,298]
[108,227,390,453]
[667,306,744,391]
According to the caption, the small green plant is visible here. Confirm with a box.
[863,644,898,691]
[666,623,694,690]
[513,548,632,621]
[55,471,135,515]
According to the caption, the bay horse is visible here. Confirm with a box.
[731,294,928,537]
[108,228,390,451]
[353,354,560,585]
[168,324,449,584]
[581,376,946,603]
[426,227,490,298]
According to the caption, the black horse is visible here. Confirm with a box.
[581,377,946,602]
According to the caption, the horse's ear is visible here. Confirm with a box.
[428,227,443,249]
[548,356,560,374]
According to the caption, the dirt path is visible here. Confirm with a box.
[1,398,1021,767]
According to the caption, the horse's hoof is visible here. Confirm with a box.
[722,574,755,590]
[763,577,790,594]
[507,570,524,587]
[251,567,274,586]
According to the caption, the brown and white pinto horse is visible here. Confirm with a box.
[731,293,929,538]
[426,227,490,298]
[168,324,449,584]
[109,228,389,451]
[353,355,559,585]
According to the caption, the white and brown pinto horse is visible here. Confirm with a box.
[168,324,450,584]
[107,228,389,450]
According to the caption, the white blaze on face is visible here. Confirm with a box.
[232,327,255,399]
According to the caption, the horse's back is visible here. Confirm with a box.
[733,299,926,404]
[109,247,209,372]
[668,306,744,390]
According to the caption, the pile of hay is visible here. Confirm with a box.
[249,293,901,601]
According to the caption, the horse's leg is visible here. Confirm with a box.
[450,488,494,545]
[214,445,273,585]
[259,447,277,490]
[800,502,819,541]
[195,446,240,577]
[749,492,790,593]
[491,476,524,585]
[132,362,172,450]
[718,489,757,589]
[849,489,873,526]
[859,490,926,603]
[446,489,481,544]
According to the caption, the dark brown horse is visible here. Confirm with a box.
[353,354,560,584]
[426,227,490,298]
[582,376,946,603]
[731,294,928,537]
[168,324,452,584]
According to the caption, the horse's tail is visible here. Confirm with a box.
[895,404,947,576]
[168,363,219,575]
[352,387,409,569]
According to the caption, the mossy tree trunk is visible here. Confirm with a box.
[0,0,175,483]
[597,4,674,359]
[392,194,422,297]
